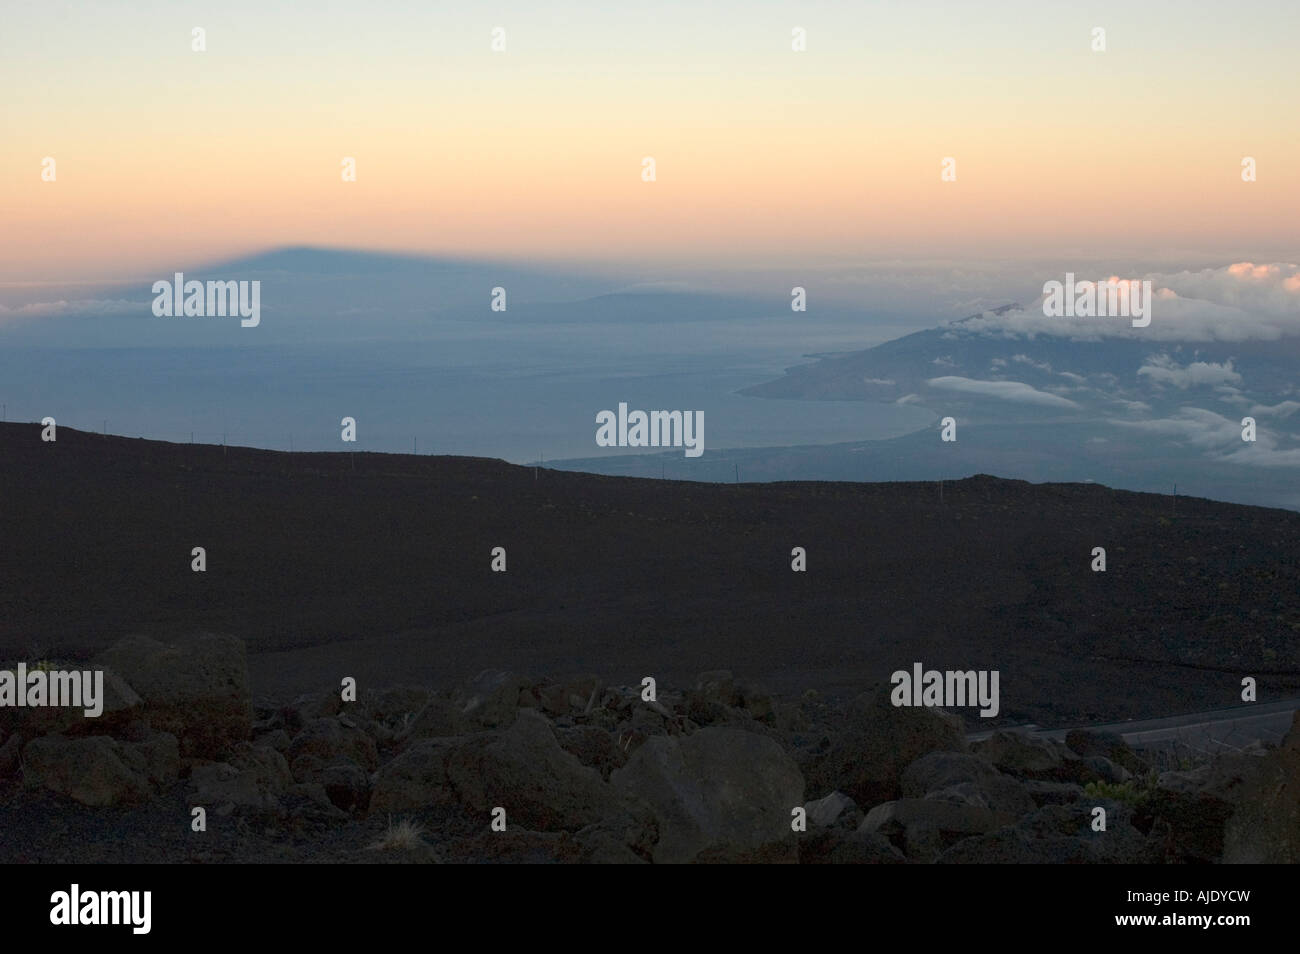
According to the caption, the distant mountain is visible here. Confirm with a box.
[0,247,801,347]
[204,246,618,306]
[0,247,623,347]
[719,302,1300,508]
[744,303,1300,420]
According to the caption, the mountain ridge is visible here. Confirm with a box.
[2,422,1297,726]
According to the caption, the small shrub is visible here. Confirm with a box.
[1084,777,1156,808]
[367,816,426,853]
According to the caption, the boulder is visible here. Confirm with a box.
[774,702,811,735]
[692,670,773,722]
[556,724,627,779]
[360,686,431,726]
[810,686,966,808]
[1147,752,1269,863]
[974,731,1062,777]
[189,744,293,812]
[1064,728,1146,774]
[860,798,1016,862]
[804,791,858,828]
[0,668,141,739]
[22,732,178,806]
[282,782,350,831]
[938,802,1148,863]
[1023,779,1086,806]
[922,783,1007,811]
[447,709,626,832]
[318,761,371,813]
[293,690,344,723]
[575,829,649,864]
[287,717,379,773]
[369,737,461,813]
[901,751,1034,815]
[1082,755,1131,784]
[826,830,906,864]
[937,827,1093,863]
[125,730,182,787]
[441,829,583,864]
[255,728,291,753]
[799,826,905,864]
[625,702,677,740]
[612,726,804,863]
[397,696,464,743]
[694,670,741,707]
[459,670,539,729]
[1222,738,1300,863]
[538,674,602,718]
[94,633,252,758]
[0,731,22,778]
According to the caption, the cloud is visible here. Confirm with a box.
[1137,354,1242,389]
[1222,445,1300,467]
[0,299,141,326]
[1249,400,1300,418]
[1216,389,1253,406]
[1111,398,1152,412]
[1179,263,1300,313]
[954,263,1300,343]
[1110,406,1300,468]
[1110,406,1243,449]
[926,376,1080,408]
[1011,354,1053,372]
[612,281,698,294]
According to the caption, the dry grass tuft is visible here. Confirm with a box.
[367,816,426,853]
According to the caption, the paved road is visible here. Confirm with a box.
[971,698,1300,751]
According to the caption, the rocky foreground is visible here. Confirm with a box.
[1,632,1296,864]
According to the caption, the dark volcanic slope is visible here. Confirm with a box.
[1,423,1297,726]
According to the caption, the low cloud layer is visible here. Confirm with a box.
[1111,406,1300,468]
[926,376,1080,408]
[1138,354,1242,389]
[956,263,1300,343]
[0,299,141,326]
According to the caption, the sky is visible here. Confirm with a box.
[2,0,1298,283]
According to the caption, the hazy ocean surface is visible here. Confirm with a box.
[0,320,933,463]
